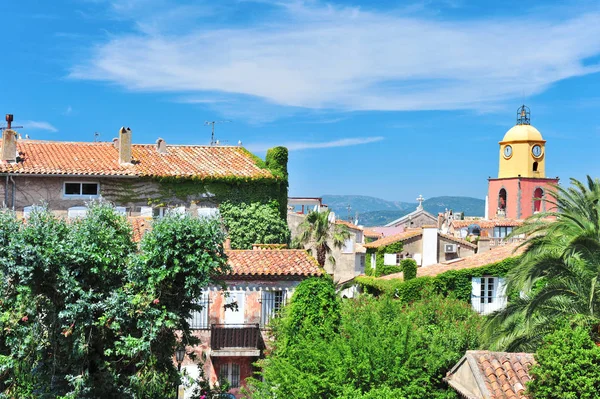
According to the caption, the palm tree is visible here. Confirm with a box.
[483,176,600,351]
[293,210,351,267]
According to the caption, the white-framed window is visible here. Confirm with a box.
[260,290,286,328]
[219,362,240,388]
[188,291,210,330]
[23,205,44,218]
[383,253,397,266]
[471,276,507,315]
[224,291,245,325]
[197,207,219,219]
[360,255,365,268]
[67,206,88,218]
[342,238,353,254]
[63,182,99,198]
[493,226,513,238]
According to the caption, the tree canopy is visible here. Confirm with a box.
[0,203,228,398]
[293,210,350,267]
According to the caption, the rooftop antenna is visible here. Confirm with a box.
[205,120,231,145]
[0,114,23,131]
[94,132,100,142]
[346,203,352,222]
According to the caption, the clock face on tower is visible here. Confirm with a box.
[532,145,542,158]
[503,145,513,159]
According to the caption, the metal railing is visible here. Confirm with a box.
[260,293,286,328]
[210,324,260,350]
[471,295,507,315]
[188,299,210,329]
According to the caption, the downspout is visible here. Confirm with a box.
[9,175,15,210]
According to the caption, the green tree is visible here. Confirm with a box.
[484,176,600,351]
[401,258,418,280]
[0,203,228,398]
[219,201,291,249]
[248,291,481,399]
[527,323,600,399]
[293,210,351,267]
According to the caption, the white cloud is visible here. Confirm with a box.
[22,121,58,132]
[70,1,600,113]
[246,136,384,152]
[64,105,73,116]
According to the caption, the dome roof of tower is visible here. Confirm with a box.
[501,124,544,143]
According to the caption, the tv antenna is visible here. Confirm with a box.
[0,114,23,131]
[94,132,100,142]
[205,120,231,145]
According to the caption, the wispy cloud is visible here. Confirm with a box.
[70,1,600,115]
[63,105,73,116]
[22,121,58,132]
[246,136,384,152]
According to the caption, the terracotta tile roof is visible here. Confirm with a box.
[363,228,384,239]
[451,219,524,229]
[446,351,535,399]
[225,249,322,277]
[363,229,423,249]
[379,243,524,280]
[335,220,362,231]
[129,217,153,243]
[2,141,273,179]
[439,233,478,249]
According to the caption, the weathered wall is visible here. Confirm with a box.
[438,236,476,261]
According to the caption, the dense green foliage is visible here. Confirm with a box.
[401,259,418,280]
[293,210,351,267]
[219,201,291,249]
[248,290,481,398]
[527,324,600,399]
[365,241,404,277]
[0,204,228,398]
[485,177,600,351]
[357,256,519,303]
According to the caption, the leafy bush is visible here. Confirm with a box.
[401,259,417,280]
[375,265,402,277]
[0,203,228,398]
[248,293,480,398]
[527,324,600,399]
[219,201,291,249]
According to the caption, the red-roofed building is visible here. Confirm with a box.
[0,124,285,219]
[179,247,322,398]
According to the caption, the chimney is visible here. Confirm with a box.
[477,237,491,253]
[421,225,438,267]
[118,127,132,165]
[2,115,17,163]
[156,138,167,154]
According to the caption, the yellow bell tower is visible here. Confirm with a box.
[498,105,546,178]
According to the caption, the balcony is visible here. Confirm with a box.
[489,236,525,247]
[210,324,261,357]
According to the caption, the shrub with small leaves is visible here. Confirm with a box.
[401,259,418,280]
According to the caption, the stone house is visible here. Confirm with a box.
[446,219,525,248]
[364,225,477,269]
[384,197,438,231]
[180,246,322,398]
[0,124,285,217]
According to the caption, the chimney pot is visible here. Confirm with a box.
[118,127,132,165]
[1,128,17,163]
[156,138,167,154]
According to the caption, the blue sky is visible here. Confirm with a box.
[2,0,600,202]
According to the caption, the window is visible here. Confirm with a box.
[383,253,397,266]
[396,253,402,265]
[533,188,544,213]
[188,292,210,329]
[342,238,353,254]
[219,363,240,388]
[63,182,99,198]
[533,161,539,172]
[68,206,88,218]
[261,290,285,327]
[360,254,365,268]
[498,188,507,211]
[493,226,513,238]
[224,292,245,325]
[480,277,495,304]
[471,276,507,315]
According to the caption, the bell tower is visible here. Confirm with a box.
[487,106,558,220]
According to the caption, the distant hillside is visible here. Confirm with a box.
[322,195,485,227]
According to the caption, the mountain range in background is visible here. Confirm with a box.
[321,195,485,227]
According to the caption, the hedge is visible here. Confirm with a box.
[356,256,520,304]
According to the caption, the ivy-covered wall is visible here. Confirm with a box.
[365,241,404,277]
[357,256,520,304]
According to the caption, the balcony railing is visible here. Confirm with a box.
[471,295,507,315]
[489,237,525,247]
[210,324,260,350]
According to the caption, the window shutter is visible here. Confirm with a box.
[497,277,507,308]
[471,277,481,300]
[383,253,396,265]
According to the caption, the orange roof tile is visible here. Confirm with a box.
[363,229,423,249]
[129,217,153,243]
[447,351,535,399]
[451,219,524,229]
[335,220,363,230]
[379,243,524,280]
[3,141,273,179]
[225,249,322,277]
[363,228,384,239]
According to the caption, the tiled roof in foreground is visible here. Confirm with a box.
[2,140,273,179]
[446,350,535,399]
[225,249,322,277]
[451,219,524,229]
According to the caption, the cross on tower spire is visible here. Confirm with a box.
[416,194,425,210]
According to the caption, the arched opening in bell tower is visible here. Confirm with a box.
[498,188,507,216]
[533,187,544,213]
